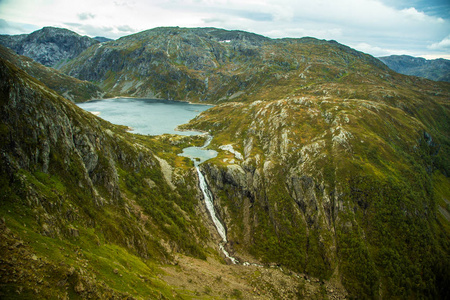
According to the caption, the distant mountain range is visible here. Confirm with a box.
[93,36,113,43]
[378,55,450,82]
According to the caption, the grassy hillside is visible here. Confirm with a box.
[0,45,105,102]
[0,56,212,298]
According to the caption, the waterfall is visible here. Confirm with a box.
[196,166,238,264]
[180,135,261,266]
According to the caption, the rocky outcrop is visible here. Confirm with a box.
[0,27,99,68]
[0,44,104,102]
[61,27,393,102]
[186,91,450,298]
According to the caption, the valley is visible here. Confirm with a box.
[0,26,449,299]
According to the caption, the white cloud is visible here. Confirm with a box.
[117,25,134,32]
[349,42,427,57]
[78,12,96,21]
[428,35,450,50]
[0,0,448,58]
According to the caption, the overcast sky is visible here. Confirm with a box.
[0,0,449,59]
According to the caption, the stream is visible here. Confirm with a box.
[77,98,249,264]
[179,136,239,264]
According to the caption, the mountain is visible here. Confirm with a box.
[0,54,210,298]
[379,55,450,82]
[2,26,450,299]
[0,27,99,68]
[0,54,342,299]
[93,36,113,43]
[61,27,393,102]
[0,45,105,102]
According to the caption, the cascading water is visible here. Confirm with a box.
[179,135,239,264]
[196,167,239,264]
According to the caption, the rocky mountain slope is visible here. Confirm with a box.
[61,27,393,103]
[0,27,99,68]
[183,88,450,298]
[0,55,210,298]
[0,45,105,102]
[0,53,343,299]
[379,55,450,82]
[1,26,450,299]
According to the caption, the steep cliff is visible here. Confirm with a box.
[0,56,212,298]
[182,71,450,298]
[0,45,105,102]
[0,27,99,68]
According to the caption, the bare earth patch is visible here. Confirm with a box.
[161,253,348,299]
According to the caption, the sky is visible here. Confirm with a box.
[0,0,449,59]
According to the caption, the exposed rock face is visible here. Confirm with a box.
[0,56,210,297]
[61,27,390,102]
[0,27,99,68]
[186,86,450,298]
[0,45,104,102]
[1,55,128,213]
[379,55,450,82]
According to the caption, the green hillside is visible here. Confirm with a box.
[0,56,212,298]
[0,45,105,102]
[1,26,450,299]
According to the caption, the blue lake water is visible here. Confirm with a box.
[178,136,218,165]
[77,98,213,136]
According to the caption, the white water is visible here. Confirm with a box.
[180,136,264,266]
[196,167,238,264]
[179,136,239,264]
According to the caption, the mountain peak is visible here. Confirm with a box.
[0,26,98,68]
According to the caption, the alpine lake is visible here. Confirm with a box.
[77,97,218,163]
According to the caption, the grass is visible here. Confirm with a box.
[179,93,450,298]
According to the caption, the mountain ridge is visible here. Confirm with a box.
[0,26,99,68]
[61,26,396,103]
[0,44,105,102]
[379,54,450,82]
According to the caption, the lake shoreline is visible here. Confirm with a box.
[77,97,213,136]
[83,96,216,107]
